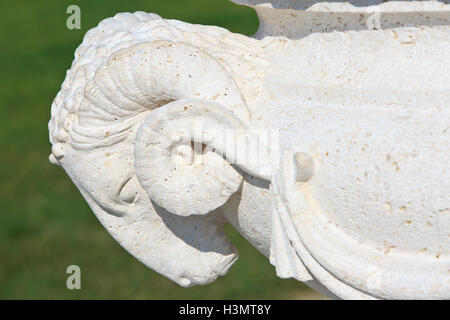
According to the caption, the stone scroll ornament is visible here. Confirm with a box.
[49,1,450,299]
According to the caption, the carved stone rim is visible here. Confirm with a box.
[231,0,450,12]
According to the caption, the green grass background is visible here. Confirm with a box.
[0,0,318,299]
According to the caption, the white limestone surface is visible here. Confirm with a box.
[49,1,450,299]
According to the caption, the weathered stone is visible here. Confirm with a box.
[49,1,450,299]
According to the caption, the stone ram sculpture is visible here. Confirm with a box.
[49,0,450,299]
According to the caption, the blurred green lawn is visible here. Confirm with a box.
[0,0,318,299]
